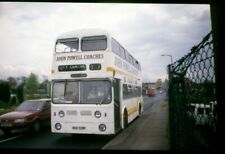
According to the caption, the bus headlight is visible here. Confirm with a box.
[99,124,106,132]
[58,110,65,117]
[55,123,62,130]
[94,111,101,118]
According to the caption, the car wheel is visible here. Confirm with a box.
[3,129,11,136]
[32,120,41,133]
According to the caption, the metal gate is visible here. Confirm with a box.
[168,31,216,151]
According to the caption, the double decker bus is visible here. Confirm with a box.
[51,29,143,135]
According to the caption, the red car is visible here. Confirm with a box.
[146,89,157,96]
[0,98,51,135]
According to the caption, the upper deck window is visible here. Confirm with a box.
[120,46,126,59]
[56,38,79,53]
[81,35,107,51]
[112,38,120,56]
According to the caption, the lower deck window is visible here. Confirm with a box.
[53,80,112,104]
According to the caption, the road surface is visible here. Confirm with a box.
[0,93,166,149]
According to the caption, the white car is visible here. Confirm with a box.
[187,103,211,125]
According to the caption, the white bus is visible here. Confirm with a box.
[51,29,143,135]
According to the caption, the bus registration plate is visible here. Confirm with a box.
[72,126,86,130]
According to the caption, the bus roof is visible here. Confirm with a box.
[56,28,110,40]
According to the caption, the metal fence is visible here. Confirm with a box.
[168,31,216,151]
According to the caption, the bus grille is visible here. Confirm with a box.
[66,110,78,116]
[80,110,92,116]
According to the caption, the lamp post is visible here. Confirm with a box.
[161,54,173,64]
[161,54,173,86]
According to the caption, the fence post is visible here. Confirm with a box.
[210,3,224,151]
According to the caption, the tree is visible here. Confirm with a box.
[39,80,48,94]
[24,73,40,95]
[7,77,17,93]
[16,82,25,103]
[0,80,10,103]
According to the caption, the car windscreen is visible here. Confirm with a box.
[16,101,45,111]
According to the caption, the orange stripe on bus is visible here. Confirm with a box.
[106,66,139,80]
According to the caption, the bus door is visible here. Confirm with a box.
[113,78,121,132]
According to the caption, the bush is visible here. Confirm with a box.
[25,94,42,100]
[10,95,18,105]
[16,83,24,103]
[0,100,18,115]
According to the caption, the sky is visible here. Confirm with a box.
[0,2,212,82]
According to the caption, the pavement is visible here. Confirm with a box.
[102,99,170,151]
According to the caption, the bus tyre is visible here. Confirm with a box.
[123,110,128,129]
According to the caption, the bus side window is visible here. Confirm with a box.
[123,84,128,99]
[129,55,133,65]
[120,46,126,60]
[112,38,120,56]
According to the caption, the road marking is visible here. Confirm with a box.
[0,135,23,144]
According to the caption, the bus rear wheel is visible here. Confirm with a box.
[123,110,128,129]
[138,104,142,117]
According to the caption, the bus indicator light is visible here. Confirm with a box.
[58,110,65,117]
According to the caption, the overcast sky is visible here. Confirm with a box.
[0,2,211,82]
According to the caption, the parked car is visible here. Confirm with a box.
[0,98,51,135]
[187,103,214,126]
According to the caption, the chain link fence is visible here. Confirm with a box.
[168,31,216,151]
